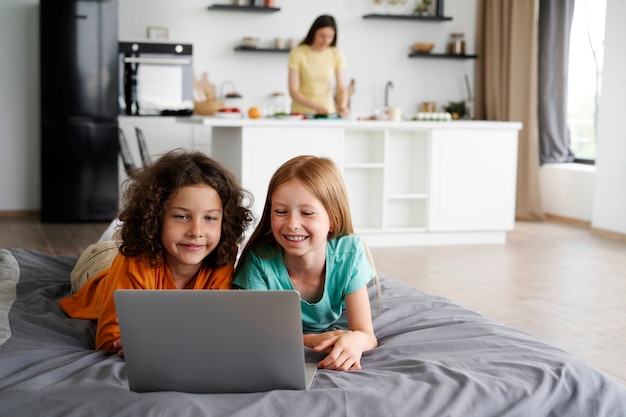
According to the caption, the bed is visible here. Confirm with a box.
[1,247,625,417]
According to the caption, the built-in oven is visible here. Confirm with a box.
[118,41,194,116]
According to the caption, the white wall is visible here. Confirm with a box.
[591,0,626,235]
[0,0,39,211]
[539,164,594,222]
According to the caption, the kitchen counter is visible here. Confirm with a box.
[181,115,522,131]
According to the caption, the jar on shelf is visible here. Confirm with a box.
[421,101,436,113]
[448,33,466,55]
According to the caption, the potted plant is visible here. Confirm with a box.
[443,101,467,119]
[414,0,432,15]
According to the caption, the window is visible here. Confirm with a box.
[566,0,607,162]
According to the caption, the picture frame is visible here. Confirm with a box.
[146,26,169,40]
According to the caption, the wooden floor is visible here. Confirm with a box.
[0,216,109,256]
[1,216,625,385]
[370,220,626,386]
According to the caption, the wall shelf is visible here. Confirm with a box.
[208,4,280,13]
[363,13,452,21]
[234,46,289,53]
[409,52,477,59]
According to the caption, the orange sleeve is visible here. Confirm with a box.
[59,268,110,320]
[94,255,158,351]
[60,254,158,351]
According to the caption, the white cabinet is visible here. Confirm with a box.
[343,129,429,232]
[428,128,518,231]
[339,122,520,246]
[177,118,521,247]
[342,129,385,231]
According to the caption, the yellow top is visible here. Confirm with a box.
[288,44,346,114]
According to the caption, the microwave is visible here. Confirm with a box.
[118,41,194,116]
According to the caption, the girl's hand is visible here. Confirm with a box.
[303,329,349,351]
[304,330,367,371]
[113,337,124,357]
[338,107,350,119]
[306,287,378,371]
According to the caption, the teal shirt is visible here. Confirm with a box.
[233,235,374,333]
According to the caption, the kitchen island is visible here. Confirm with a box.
[119,116,522,247]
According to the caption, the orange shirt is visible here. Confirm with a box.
[59,253,232,351]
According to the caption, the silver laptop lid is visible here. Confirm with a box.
[114,289,314,393]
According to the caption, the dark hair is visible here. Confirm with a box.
[301,14,338,47]
[236,155,353,272]
[118,149,252,268]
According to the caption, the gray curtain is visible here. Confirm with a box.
[538,0,576,164]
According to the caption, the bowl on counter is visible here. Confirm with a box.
[412,42,435,53]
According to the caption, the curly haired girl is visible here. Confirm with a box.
[60,149,252,353]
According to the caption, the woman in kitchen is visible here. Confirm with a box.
[288,14,350,118]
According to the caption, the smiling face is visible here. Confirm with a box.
[312,26,336,50]
[270,180,331,262]
[161,184,223,279]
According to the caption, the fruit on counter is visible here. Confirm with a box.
[218,107,241,113]
[248,107,262,119]
[289,112,303,116]
[274,112,289,118]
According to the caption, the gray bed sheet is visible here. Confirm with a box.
[1,248,625,417]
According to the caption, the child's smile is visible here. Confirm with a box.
[270,180,330,260]
[161,184,223,287]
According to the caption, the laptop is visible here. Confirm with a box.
[114,289,318,393]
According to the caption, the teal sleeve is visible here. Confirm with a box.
[345,239,375,295]
[233,254,270,290]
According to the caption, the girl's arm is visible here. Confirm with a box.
[305,286,378,371]
[334,69,350,118]
[288,68,328,114]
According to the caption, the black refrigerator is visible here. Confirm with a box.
[40,0,119,222]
